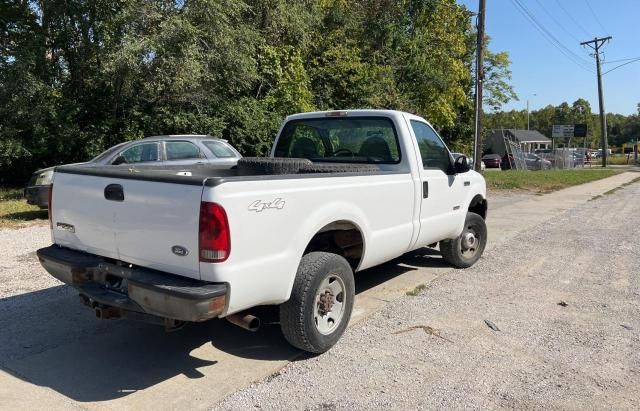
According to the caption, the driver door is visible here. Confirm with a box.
[409,120,465,246]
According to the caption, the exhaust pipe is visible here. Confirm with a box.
[226,313,261,332]
[95,306,121,320]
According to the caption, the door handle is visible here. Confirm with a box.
[423,181,428,199]
[104,184,125,202]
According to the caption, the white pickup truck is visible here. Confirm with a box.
[38,110,488,353]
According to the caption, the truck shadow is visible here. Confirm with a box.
[355,247,448,294]
[0,247,446,403]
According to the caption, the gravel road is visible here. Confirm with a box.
[216,182,640,410]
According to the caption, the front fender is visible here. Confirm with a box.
[453,171,487,236]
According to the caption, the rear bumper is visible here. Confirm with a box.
[36,245,227,322]
[25,185,50,208]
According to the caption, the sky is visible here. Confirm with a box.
[458,0,640,115]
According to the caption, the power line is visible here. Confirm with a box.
[554,0,591,38]
[584,0,609,35]
[533,0,581,43]
[514,0,594,69]
[510,0,594,72]
[603,57,640,75]
[511,0,592,69]
[602,56,640,65]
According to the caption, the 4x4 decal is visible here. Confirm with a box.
[248,198,286,212]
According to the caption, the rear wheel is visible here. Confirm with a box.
[280,252,355,354]
[440,212,487,268]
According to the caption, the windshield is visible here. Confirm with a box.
[203,140,237,158]
[274,117,400,164]
[90,142,128,163]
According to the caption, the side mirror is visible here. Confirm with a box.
[112,155,127,165]
[454,155,470,174]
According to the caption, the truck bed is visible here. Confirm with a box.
[51,162,412,287]
[56,160,399,187]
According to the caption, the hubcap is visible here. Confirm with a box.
[462,232,476,249]
[314,275,346,335]
[460,225,480,258]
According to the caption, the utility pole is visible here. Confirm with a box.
[473,0,486,172]
[526,94,536,130]
[581,36,612,167]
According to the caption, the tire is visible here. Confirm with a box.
[298,163,380,174]
[440,212,487,268]
[280,252,355,354]
[237,157,312,176]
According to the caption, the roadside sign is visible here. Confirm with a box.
[574,124,587,137]
[552,125,573,138]
[552,124,587,138]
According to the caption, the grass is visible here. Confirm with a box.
[0,188,48,229]
[591,155,638,166]
[484,169,621,193]
[406,283,428,296]
[0,187,25,201]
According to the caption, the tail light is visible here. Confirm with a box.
[199,202,230,262]
[48,183,53,229]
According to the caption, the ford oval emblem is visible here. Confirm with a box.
[172,245,189,256]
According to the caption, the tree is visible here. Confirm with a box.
[483,49,518,112]
[0,0,518,183]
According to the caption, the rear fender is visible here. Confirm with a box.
[283,202,370,300]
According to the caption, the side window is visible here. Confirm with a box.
[203,141,236,158]
[410,121,451,172]
[118,143,159,164]
[165,141,201,161]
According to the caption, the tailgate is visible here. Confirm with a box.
[52,171,204,280]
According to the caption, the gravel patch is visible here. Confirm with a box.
[0,225,62,300]
[215,182,640,410]
[487,190,535,211]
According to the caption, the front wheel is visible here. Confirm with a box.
[280,252,355,354]
[440,212,487,268]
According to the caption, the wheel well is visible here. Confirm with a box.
[468,195,487,219]
[304,221,364,270]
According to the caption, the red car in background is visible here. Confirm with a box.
[482,154,502,168]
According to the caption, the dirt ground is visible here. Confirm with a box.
[216,181,640,410]
[1,174,638,410]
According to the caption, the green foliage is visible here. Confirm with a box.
[483,50,518,111]
[0,0,518,184]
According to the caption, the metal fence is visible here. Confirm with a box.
[538,148,584,169]
[494,131,599,171]
[502,130,528,170]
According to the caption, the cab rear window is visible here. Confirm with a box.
[274,117,400,164]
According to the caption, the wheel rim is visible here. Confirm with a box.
[460,223,481,259]
[314,274,346,335]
